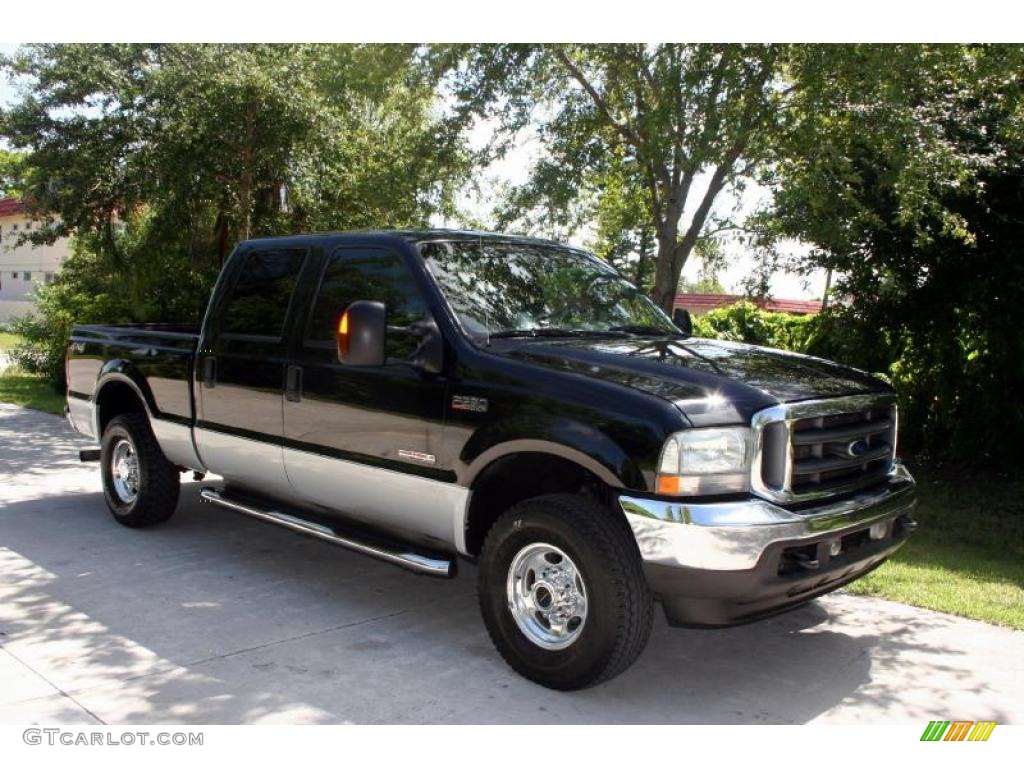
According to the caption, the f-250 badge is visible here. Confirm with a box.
[451,395,489,413]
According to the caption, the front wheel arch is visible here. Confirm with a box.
[462,449,622,556]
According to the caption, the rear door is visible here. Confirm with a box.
[195,246,312,498]
[282,244,455,547]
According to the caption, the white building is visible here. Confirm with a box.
[0,197,71,322]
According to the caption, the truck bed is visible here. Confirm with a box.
[67,323,200,432]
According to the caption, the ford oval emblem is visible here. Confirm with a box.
[846,439,870,457]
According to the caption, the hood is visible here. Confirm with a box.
[493,335,890,426]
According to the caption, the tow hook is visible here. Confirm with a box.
[793,551,821,570]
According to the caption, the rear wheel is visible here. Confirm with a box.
[100,413,180,527]
[478,493,653,690]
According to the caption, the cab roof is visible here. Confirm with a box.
[240,228,581,251]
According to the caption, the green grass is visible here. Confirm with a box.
[0,331,23,353]
[845,463,1024,629]
[0,367,65,415]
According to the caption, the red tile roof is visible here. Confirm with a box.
[675,293,821,316]
[0,197,27,218]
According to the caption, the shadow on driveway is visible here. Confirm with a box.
[1,404,1020,724]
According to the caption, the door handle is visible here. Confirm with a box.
[203,356,216,389]
[285,365,303,402]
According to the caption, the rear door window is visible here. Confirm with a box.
[221,249,307,338]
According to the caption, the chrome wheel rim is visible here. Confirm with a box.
[507,542,588,650]
[110,438,140,504]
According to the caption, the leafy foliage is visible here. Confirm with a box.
[693,300,815,352]
[439,44,788,310]
[9,241,139,386]
[1,44,471,385]
[764,44,1024,466]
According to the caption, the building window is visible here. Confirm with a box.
[10,272,17,280]
[11,224,18,231]
[24,221,32,230]
[22,271,31,281]
[44,272,55,284]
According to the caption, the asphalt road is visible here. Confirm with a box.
[1,402,1021,724]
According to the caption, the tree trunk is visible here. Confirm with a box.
[215,211,230,267]
[635,227,654,289]
[652,228,680,313]
[239,162,253,243]
[653,237,703,314]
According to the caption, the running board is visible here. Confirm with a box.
[199,488,454,578]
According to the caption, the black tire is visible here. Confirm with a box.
[100,413,180,527]
[478,493,654,690]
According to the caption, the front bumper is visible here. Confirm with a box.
[620,463,917,627]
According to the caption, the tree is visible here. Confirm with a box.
[766,44,1024,465]
[1,44,471,384]
[440,44,787,311]
[1,44,469,274]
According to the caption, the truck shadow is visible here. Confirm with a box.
[1,481,1013,725]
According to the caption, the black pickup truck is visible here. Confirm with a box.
[66,230,916,689]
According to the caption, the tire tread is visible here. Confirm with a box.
[101,413,179,527]
[479,493,653,689]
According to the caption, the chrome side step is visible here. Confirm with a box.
[199,488,455,578]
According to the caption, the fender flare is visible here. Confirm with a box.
[462,438,627,490]
[92,364,157,437]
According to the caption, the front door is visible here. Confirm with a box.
[282,244,454,547]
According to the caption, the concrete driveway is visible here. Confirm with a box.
[1,402,1021,724]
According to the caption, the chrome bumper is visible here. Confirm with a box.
[620,463,916,572]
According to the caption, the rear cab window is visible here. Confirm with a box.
[219,248,308,339]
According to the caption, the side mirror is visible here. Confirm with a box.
[338,300,386,366]
[672,307,693,336]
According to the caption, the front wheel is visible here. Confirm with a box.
[478,494,653,690]
[100,413,180,527]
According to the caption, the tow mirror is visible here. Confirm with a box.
[337,300,386,366]
[672,307,693,336]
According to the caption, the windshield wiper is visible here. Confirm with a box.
[607,324,682,337]
[488,327,628,342]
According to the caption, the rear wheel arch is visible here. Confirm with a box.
[94,374,153,438]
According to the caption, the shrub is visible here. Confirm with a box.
[10,234,214,390]
[692,300,817,353]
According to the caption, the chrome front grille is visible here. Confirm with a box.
[752,393,898,504]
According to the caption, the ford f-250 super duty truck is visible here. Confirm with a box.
[66,230,917,690]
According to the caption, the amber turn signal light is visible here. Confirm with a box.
[337,310,350,358]
[656,476,680,495]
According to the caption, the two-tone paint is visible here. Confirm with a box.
[65,230,898,567]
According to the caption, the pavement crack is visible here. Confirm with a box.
[1,644,107,725]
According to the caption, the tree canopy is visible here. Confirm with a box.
[438,44,787,311]
[1,43,470,309]
[765,44,1024,464]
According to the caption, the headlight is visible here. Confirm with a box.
[656,427,752,496]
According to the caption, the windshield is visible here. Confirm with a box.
[419,240,678,340]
